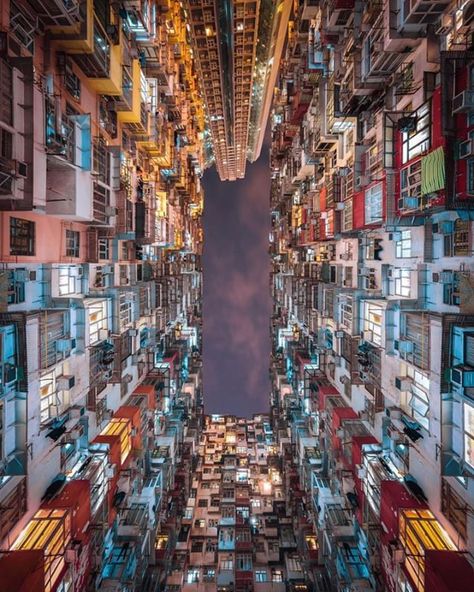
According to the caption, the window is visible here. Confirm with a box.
[186,569,199,584]
[0,59,13,125]
[272,569,283,582]
[10,218,35,256]
[88,299,108,344]
[7,269,26,304]
[236,553,252,571]
[340,295,353,330]
[221,559,233,570]
[203,568,215,582]
[198,498,208,507]
[191,540,203,553]
[98,238,110,260]
[464,402,474,469]
[194,519,205,528]
[401,101,431,164]
[399,365,430,430]
[58,267,79,296]
[287,556,302,572]
[400,312,429,370]
[364,183,383,224]
[441,479,469,542]
[255,570,268,582]
[395,230,412,258]
[444,220,470,257]
[393,268,411,297]
[363,301,383,345]
[65,230,80,257]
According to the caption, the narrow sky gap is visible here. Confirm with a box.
[203,138,272,416]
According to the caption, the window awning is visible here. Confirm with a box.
[421,147,445,195]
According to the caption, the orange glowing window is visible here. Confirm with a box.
[100,417,132,465]
[12,508,71,592]
[399,508,457,592]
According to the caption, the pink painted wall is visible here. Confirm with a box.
[0,211,87,263]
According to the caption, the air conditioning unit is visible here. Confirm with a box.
[335,331,344,338]
[357,466,367,479]
[335,202,345,210]
[129,328,138,337]
[452,89,474,114]
[355,175,370,188]
[56,338,76,353]
[99,328,110,341]
[394,376,413,391]
[57,375,75,391]
[450,365,474,388]
[396,339,414,353]
[105,206,118,216]
[401,196,419,210]
[14,160,28,178]
[459,139,474,159]
[340,252,351,260]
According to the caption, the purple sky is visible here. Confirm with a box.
[202,140,272,416]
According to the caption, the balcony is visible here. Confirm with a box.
[51,0,94,53]
[116,60,142,122]
[27,0,81,29]
[73,16,122,95]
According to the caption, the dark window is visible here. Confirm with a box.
[65,229,80,257]
[10,217,35,256]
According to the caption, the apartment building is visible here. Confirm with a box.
[185,0,291,180]
[269,1,474,591]
[164,414,314,592]
[0,1,204,590]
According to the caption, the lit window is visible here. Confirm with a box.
[255,570,268,582]
[395,230,412,258]
[272,569,283,582]
[393,268,411,297]
[186,569,199,584]
[364,183,383,225]
[363,301,383,345]
[464,403,474,469]
[401,101,431,164]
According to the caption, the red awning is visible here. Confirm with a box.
[332,406,358,429]
[0,550,45,592]
[424,550,474,592]
[380,480,426,540]
[351,435,378,467]
[42,480,91,539]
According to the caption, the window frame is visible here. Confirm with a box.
[10,217,35,256]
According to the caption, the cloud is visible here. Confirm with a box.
[202,141,271,417]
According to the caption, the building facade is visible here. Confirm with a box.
[0,1,205,590]
[185,0,291,180]
[1,1,474,592]
[269,1,474,591]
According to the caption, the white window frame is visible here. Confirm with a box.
[393,268,411,297]
[363,301,383,345]
[464,402,474,469]
[395,230,412,258]
[364,183,383,225]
